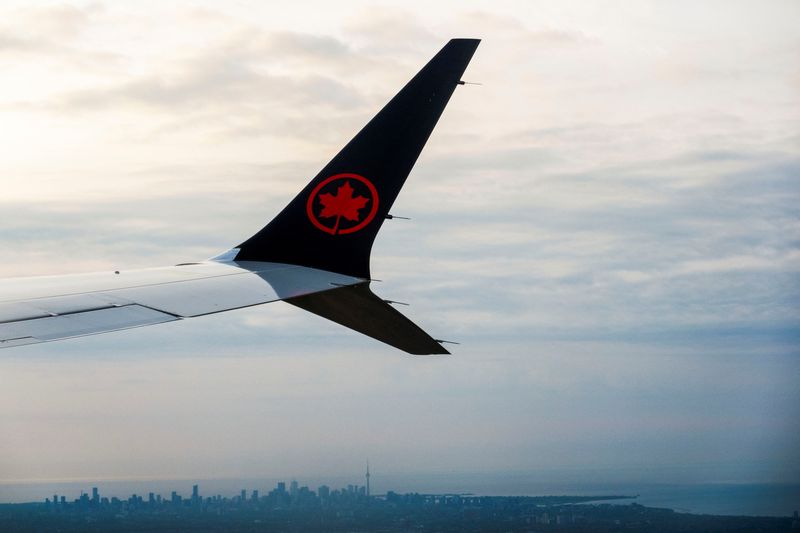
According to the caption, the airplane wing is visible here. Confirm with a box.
[0,38,480,355]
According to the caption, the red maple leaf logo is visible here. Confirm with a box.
[306,173,379,235]
[317,181,370,234]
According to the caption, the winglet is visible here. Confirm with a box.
[286,283,450,355]
[234,39,480,279]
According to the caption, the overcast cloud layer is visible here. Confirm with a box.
[0,0,798,494]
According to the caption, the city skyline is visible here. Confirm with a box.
[2,478,795,527]
[18,481,796,532]
[44,479,374,508]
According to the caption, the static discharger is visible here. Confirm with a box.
[383,299,410,306]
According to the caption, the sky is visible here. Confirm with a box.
[0,0,798,496]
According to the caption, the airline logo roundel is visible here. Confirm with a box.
[306,173,379,235]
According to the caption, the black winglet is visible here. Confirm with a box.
[285,283,449,355]
[234,39,480,279]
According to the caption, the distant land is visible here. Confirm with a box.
[2,474,798,517]
[0,481,797,532]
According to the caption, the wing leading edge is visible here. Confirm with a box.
[0,262,364,349]
[1,39,480,354]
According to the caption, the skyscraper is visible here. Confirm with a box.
[366,461,371,498]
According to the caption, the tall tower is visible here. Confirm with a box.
[365,460,370,498]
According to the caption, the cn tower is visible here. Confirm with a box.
[365,461,370,498]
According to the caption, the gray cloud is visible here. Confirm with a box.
[459,10,600,47]
[0,4,119,68]
[2,27,382,146]
[0,32,45,55]
[53,58,365,113]
[343,7,440,57]
[261,31,353,62]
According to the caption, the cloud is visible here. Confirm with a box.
[54,68,364,113]
[50,29,365,112]
[264,31,353,62]
[0,31,46,55]
[1,26,381,146]
[344,7,440,56]
[459,10,599,47]
[0,4,117,68]
[12,4,98,38]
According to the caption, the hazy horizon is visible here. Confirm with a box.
[3,471,800,517]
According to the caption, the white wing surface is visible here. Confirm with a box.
[0,261,362,348]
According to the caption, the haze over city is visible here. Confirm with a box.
[0,0,798,498]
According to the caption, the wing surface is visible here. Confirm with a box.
[0,261,362,348]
